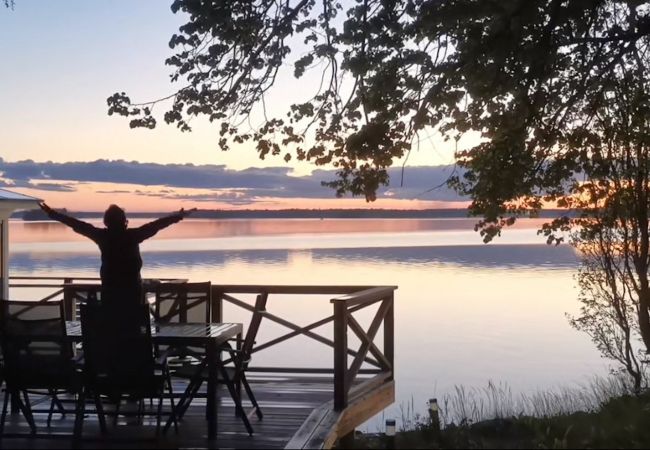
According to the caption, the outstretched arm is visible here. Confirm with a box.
[134,208,196,242]
[39,202,100,241]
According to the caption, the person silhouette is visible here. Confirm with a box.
[39,202,196,309]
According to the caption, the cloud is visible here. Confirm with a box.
[95,189,132,194]
[0,159,466,202]
[133,188,258,206]
[0,176,78,192]
[27,182,77,192]
[156,193,258,206]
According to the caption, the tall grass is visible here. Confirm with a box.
[398,372,644,431]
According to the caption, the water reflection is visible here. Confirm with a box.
[9,217,552,242]
[314,244,579,269]
[9,249,292,273]
[10,243,579,274]
[10,218,566,254]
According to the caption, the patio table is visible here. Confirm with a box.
[66,321,243,440]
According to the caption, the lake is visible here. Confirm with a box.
[7,217,609,429]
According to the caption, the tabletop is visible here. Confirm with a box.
[65,321,242,346]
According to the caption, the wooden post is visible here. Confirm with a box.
[179,289,188,323]
[384,292,395,381]
[429,397,440,441]
[211,288,223,323]
[1,218,7,300]
[333,300,348,412]
[63,278,73,321]
[385,418,396,449]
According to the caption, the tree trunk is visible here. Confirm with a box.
[637,286,650,353]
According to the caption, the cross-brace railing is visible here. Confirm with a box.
[210,284,396,412]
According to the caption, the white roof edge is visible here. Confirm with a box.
[0,189,41,215]
[0,188,42,203]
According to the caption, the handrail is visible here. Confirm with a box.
[331,286,398,307]
[10,276,101,281]
[10,276,185,283]
[10,284,74,288]
[9,278,187,290]
[212,285,394,295]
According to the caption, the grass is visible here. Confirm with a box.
[353,374,650,449]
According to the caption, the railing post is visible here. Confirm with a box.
[384,291,395,381]
[63,277,73,320]
[179,289,188,323]
[333,299,348,412]
[211,288,223,323]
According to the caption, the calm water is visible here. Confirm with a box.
[7,218,608,429]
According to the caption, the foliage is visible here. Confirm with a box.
[109,0,425,200]
[557,68,650,387]
[108,1,650,365]
[107,1,650,216]
[435,393,650,450]
[570,226,649,392]
[357,385,650,449]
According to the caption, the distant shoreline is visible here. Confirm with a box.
[15,208,570,221]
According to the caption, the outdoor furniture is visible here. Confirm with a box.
[0,300,78,437]
[152,281,259,431]
[74,302,178,439]
[63,278,189,321]
[62,283,102,324]
[151,281,211,363]
[66,319,243,440]
[151,281,211,324]
[173,293,266,430]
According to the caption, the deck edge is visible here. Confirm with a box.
[285,380,395,449]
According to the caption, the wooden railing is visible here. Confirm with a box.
[332,286,395,411]
[8,277,397,424]
[210,284,396,418]
[8,276,187,319]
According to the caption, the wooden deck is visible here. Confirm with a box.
[6,280,398,449]
[0,376,340,449]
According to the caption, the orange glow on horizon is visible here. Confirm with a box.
[9,182,470,212]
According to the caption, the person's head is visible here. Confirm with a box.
[103,204,127,230]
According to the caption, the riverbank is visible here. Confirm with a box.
[356,378,650,449]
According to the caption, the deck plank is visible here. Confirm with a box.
[0,377,334,449]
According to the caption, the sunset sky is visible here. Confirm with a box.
[0,1,466,211]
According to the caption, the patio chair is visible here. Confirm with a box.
[74,303,178,439]
[0,300,79,436]
[147,282,211,408]
[62,283,101,321]
[151,281,211,325]
[169,293,266,433]
[150,281,211,364]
